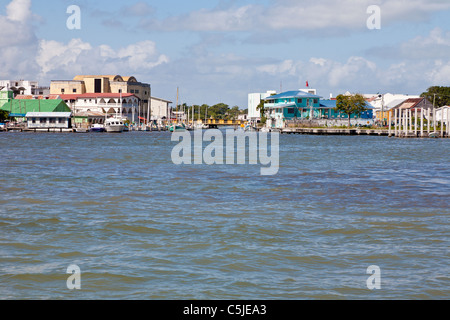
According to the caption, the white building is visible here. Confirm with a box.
[150,96,172,121]
[0,80,49,97]
[248,90,276,122]
[436,106,450,122]
[59,93,139,122]
[368,93,420,118]
[26,112,72,129]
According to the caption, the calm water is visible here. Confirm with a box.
[0,130,449,300]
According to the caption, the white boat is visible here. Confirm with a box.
[194,123,208,130]
[105,117,125,133]
[90,124,105,132]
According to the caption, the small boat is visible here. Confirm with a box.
[90,124,105,132]
[194,123,208,130]
[168,123,186,132]
[105,117,125,133]
[429,132,439,138]
[259,127,271,132]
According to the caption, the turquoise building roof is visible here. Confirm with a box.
[319,100,375,109]
[266,90,322,100]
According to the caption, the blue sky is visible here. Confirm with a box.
[1,0,450,107]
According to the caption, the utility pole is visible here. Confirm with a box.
[433,94,436,134]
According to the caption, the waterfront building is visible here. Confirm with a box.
[0,99,71,118]
[436,106,450,122]
[386,98,434,120]
[369,93,420,121]
[248,90,276,123]
[150,96,172,122]
[263,90,322,128]
[319,100,374,120]
[26,112,72,129]
[0,80,49,97]
[50,75,151,118]
[59,93,139,123]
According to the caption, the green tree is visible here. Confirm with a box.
[256,100,265,118]
[421,86,450,108]
[0,109,9,122]
[335,93,367,128]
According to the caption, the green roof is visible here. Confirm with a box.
[0,99,71,114]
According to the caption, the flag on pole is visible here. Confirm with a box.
[306,81,309,87]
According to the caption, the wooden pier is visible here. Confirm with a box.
[389,107,449,138]
[281,127,389,136]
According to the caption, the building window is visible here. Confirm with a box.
[297,99,302,103]
[287,108,295,114]
[135,90,139,94]
[32,118,36,123]
[73,89,77,93]
[49,118,56,124]
[314,99,319,104]
[130,89,135,93]
[40,118,47,123]
[61,89,65,93]
[119,89,122,93]
[94,79,102,93]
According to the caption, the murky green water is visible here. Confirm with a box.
[0,131,449,299]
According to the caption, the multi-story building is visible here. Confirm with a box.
[50,75,151,118]
[264,90,322,128]
[0,80,49,97]
[59,92,140,123]
[248,90,276,122]
[150,96,172,121]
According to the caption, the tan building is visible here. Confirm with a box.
[50,75,151,117]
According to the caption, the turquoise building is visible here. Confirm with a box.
[264,90,374,128]
[264,90,322,128]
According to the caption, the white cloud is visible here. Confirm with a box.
[36,39,169,81]
[142,0,450,33]
[6,0,32,22]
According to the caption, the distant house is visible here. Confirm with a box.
[248,90,277,122]
[26,112,72,129]
[387,98,433,120]
[0,80,49,97]
[0,99,71,118]
[150,96,172,121]
[319,100,374,120]
[369,93,421,120]
[436,106,450,122]
[263,90,322,128]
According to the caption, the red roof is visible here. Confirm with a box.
[15,94,61,100]
[59,93,137,100]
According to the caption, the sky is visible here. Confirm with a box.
[1,0,450,108]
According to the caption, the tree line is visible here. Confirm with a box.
[175,103,247,120]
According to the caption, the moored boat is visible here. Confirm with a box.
[90,124,106,132]
[105,117,125,133]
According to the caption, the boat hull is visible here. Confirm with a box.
[105,125,124,133]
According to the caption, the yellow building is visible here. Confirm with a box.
[50,75,151,116]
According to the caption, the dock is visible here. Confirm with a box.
[281,127,389,136]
